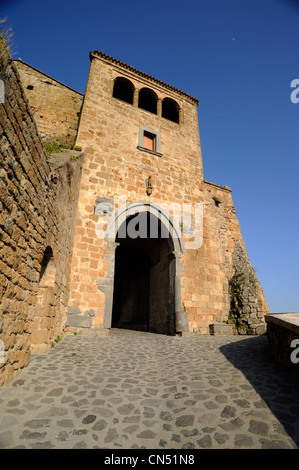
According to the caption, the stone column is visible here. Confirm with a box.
[179,107,183,125]
[174,275,189,332]
[133,87,139,107]
[99,241,119,329]
[157,98,162,117]
[173,257,189,333]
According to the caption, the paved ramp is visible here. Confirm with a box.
[0,329,298,449]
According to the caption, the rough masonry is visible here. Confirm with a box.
[0,45,83,385]
[14,59,83,146]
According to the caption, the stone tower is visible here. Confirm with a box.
[1,46,269,386]
[66,50,268,335]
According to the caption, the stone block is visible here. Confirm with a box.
[175,311,189,333]
[31,343,50,354]
[30,329,49,345]
[94,197,114,216]
[247,329,256,335]
[209,323,233,335]
[255,323,267,335]
[67,306,82,315]
[66,314,92,328]
[237,327,247,335]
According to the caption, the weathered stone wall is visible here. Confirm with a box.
[14,60,83,146]
[229,240,268,334]
[181,181,234,333]
[188,180,269,334]
[0,51,83,386]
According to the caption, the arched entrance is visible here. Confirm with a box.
[105,202,187,335]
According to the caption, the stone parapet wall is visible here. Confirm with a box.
[0,50,83,386]
[266,313,299,375]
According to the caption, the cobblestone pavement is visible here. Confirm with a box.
[0,329,299,449]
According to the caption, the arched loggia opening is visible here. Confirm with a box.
[162,97,180,123]
[105,203,186,335]
[138,87,158,114]
[112,76,134,104]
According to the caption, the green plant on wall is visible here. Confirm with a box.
[44,142,65,155]
[44,141,82,156]
[51,335,63,348]
[229,273,246,331]
[0,18,14,63]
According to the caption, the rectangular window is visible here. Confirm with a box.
[143,131,156,151]
[138,126,162,156]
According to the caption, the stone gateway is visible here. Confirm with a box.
[0,41,268,386]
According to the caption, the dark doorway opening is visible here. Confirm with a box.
[111,213,175,335]
[112,244,151,331]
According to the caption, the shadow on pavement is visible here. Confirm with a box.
[219,335,299,447]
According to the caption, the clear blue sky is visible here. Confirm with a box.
[1,0,298,313]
